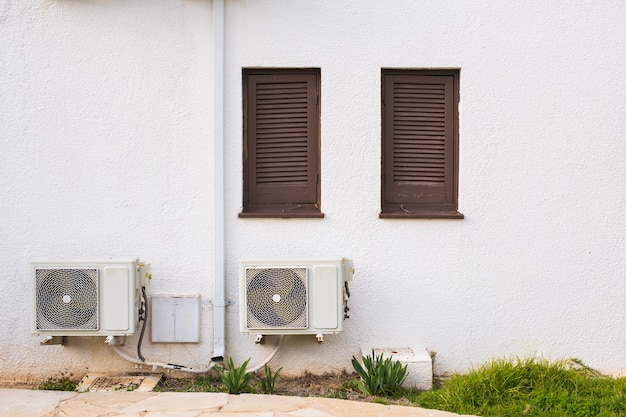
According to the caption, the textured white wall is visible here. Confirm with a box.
[0,0,216,382]
[1,0,625,383]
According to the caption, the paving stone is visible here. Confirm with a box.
[308,397,389,417]
[220,394,308,413]
[0,388,473,417]
[277,406,335,417]
[309,396,474,417]
[0,389,76,417]
[52,398,110,417]
[379,405,474,417]
[77,391,156,409]
[199,413,273,417]
[121,392,229,413]
[100,413,142,417]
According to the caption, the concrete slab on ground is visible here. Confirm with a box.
[0,388,478,417]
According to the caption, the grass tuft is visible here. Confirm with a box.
[414,357,626,417]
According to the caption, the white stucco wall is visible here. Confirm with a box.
[1,0,625,384]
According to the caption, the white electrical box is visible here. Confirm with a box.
[151,294,201,343]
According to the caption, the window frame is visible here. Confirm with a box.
[240,68,323,218]
[380,68,463,219]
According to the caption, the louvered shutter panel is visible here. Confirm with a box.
[243,70,320,215]
[382,72,457,211]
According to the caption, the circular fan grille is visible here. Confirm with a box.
[35,268,98,330]
[246,267,307,329]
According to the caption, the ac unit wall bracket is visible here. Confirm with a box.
[40,335,65,346]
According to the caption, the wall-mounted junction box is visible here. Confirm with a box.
[151,294,200,343]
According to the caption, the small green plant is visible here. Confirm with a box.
[215,357,253,394]
[351,350,407,396]
[260,363,282,394]
[38,372,78,391]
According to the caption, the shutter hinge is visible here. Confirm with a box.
[316,172,320,183]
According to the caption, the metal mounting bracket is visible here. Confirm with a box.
[40,336,65,346]
[104,335,126,346]
[204,299,235,307]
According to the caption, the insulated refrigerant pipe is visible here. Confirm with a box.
[246,335,285,373]
[111,335,283,374]
[112,345,215,374]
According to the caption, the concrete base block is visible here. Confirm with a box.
[77,373,162,392]
[360,347,432,391]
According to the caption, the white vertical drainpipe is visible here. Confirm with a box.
[212,0,226,362]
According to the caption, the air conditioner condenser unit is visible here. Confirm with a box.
[31,258,150,337]
[239,258,354,337]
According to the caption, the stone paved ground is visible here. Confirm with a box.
[0,388,479,417]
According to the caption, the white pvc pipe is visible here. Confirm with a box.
[212,0,226,362]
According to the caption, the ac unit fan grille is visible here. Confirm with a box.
[35,268,99,331]
[245,267,307,330]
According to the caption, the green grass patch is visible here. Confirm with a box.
[413,357,626,417]
[38,372,78,391]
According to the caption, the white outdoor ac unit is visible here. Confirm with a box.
[239,258,354,336]
[31,258,150,337]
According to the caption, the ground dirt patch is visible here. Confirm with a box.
[156,370,421,407]
[272,371,363,399]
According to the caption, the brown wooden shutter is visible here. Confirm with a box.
[241,69,322,217]
[381,70,462,218]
